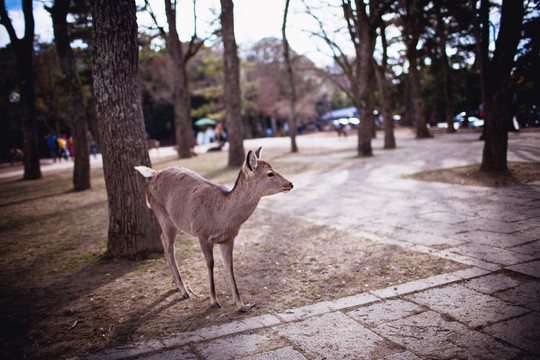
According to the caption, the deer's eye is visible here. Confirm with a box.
[267,172,275,178]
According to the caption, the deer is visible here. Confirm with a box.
[135,147,293,312]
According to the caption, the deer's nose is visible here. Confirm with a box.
[289,182,294,189]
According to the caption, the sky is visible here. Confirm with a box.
[0,0,339,67]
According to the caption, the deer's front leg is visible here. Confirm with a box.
[199,238,220,308]
[219,240,248,312]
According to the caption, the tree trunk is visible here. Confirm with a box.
[220,0,245,167]
[50,0,91,191]
[0,0,41,180]
[435,8,455,133]
[479,0,523,172]
[403,0,431,139]
[374,22,396,150]
[282,0,298,153]
[164,0,195,159]
[92,0,162,258]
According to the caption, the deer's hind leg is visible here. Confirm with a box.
[153,206,190,299]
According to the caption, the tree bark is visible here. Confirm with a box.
[402,0,431,139]
[50,0,91,191]
[435,6,455,133]
[0,0,41,180]
[220,0,245,167]
[92,0,162,258]
[374,21,396,149]
[479,0,524,171]
[164,0,195,159]
[282,0,298,153]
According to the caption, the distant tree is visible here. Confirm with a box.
[143,0,205,158]
[401,0,431,138]
[433,1,455,133]
[479,0,524,171]
[308,0,392,156]
[282,0,298,152]
[373,17,396,149]
[220,0,245,167]
[92,0,161,258]
[48,0,90,191]
[0,0,41,179]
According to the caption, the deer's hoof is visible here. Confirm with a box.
[182,293,190,300]
[238,306,249,313]
[212,302,221,309]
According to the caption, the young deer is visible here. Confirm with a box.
[135,147,293,312]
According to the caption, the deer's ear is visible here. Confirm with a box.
[255,147,263,158]
[246,150,258,171]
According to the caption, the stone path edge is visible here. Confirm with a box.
[71,266,491,360]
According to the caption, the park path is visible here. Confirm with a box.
[62,128,539,359]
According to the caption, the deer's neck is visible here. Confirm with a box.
[225,173,261,225]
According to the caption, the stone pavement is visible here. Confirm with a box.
[72,129,539,360]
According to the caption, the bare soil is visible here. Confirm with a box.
[0,147,468,359]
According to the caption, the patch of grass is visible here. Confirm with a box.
[404,161,540,187]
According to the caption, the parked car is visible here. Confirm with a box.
[437,111,484,130]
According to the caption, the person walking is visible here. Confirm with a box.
[45,133,57,162]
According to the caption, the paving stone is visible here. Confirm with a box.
[394,230,465,249]
[326,292,379,311]
[496,282,540,311]
[463,273,521,294]
[450,230,537,249]
[347,299,424,327]
[239,346,307,360]
[447,242,535,266]
[276,301,333,322]
[370,273,460,298]
[73,340,165,360]
[510,240,540,257]
[373,311,522,360]
[407,284,529,327]
[192,315,280,340]
[133,347,197,360]
[195,331,285,360]
[160,331,205,349]
[377,351,422,360]
[506,260,540,278]
[484,312,540,355]
[449,267,491,280]
[437,250,502,271]
[275,312,400,360]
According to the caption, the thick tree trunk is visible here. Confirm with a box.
[221,0,245,167]
[92,0,162,258]
[480,0,524,171]
[50,0,90,191]
[0,0,41,180]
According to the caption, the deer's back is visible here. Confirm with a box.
[146,167,231,237]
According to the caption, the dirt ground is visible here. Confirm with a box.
[3,133,536,359]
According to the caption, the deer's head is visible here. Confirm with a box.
[243,147,293,197]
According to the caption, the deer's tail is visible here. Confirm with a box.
[134,166,156,209]
[134,166,156,179]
